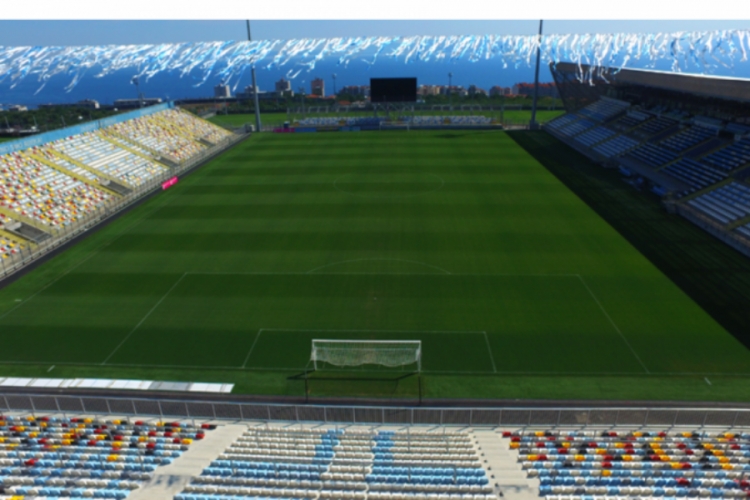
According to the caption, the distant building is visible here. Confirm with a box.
[489,86,512,97]
[468,85,487,96]
[214,83,232,98]
[39,99,100,110]
[113,98,163,109]
[340,85,370,98]
[311,78,325,97]
[237,85,260,98]
[78,99,101,109]
[275,78,292,93]
[7,105,28,112]
[237,85,282,100]
[440,86,467,97]
[418,85,441,96]
[512,82,559,98]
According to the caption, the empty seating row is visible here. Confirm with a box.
[577,99,629,122]
[734,222,750,240]
[661,158,727,193]
[546,115,579,131]
[593,135,640,158]
[0,415,213,500]
[628,115,676,141]
[659,125,714,153]
[0,233,24,259]
[625,143,678,168]
[609,112,648,132]
[0,152,111,228]
[157,109,233,145]
[48,133,166,187]
[109,112,207,162]
[179,427,492,500]
[558,119,596,138]
[504,429,750,500]
[575,127,615,147]
[0,213,26,259]
[296,117,387,127]
[686,182,750,224]
[701,138,750,172]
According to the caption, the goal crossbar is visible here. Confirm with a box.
[310,339,422,372]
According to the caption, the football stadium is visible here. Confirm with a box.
[2,19,750,500]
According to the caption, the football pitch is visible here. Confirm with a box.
[2,130,750,401]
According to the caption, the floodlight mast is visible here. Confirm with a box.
[530,20,544,130]
[246,20,262,134]
[448,72,453,111]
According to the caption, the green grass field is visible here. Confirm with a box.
[2,130,750,401]
[209,110,564,129]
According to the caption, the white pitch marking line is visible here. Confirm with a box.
[306,258,452,275]
[483,331,497,373]
[188,271,579,277]
[576,274,650,374]
[705,377,712,385]
[0,357,749,377]
[242,329,264,368]
[0,186,178,322]
[47,365,55,373]
[261,328,487,334]
[101,272,188,365]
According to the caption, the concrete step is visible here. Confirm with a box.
[128,424,247,500]
[472,430,539,500]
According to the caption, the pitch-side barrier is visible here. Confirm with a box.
[2,393,750,428]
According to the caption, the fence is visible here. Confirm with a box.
[2,393,750,428]
[0,132,248,280]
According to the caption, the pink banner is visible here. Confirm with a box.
[162,176,178,190]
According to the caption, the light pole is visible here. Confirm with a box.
[132,76,144,108]
[331,74,337,113]
[299,86,306,117]
[448,72,453,111]
[246,20,262,133]
[530,20,544,130]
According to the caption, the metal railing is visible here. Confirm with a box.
[2,393,750,428]
[0,132,248,281]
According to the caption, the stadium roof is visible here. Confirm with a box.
[552,62,750,103]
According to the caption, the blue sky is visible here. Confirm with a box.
[1,20,750,106]
[0,20,749,46]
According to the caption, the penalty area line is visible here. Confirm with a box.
[101,272,188,365]
[241,329,264,368]
[576,274,650,375]
[483,331,497,373]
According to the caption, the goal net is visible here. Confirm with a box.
[310,339,422,372]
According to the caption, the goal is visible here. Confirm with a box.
[310,339,422,372]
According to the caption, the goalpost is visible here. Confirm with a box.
[310,339,422,372]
